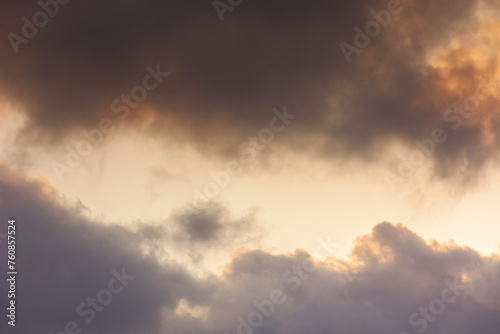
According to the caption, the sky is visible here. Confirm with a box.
[0,0,500,333]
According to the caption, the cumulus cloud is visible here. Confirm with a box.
[188,222,500,334]
[0,164,499,333]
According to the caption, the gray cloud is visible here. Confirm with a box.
[188,222,500,334]
[1,164,499,333]
[0,163,217,334]
[172,203,261,245]
[135,202,263,264]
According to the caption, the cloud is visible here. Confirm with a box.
[0,164,499,333]
[172,203,261,245]
[0,162,217,333]
[193,222,500,334]
[135,202,264,264]
[2,0,500,184]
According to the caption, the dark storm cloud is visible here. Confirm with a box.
[0,0,366,142]
[2,0,500,181]
[1,165,500,333]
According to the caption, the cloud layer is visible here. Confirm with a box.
[1,0,500,182]
[1,164,499,334]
